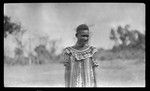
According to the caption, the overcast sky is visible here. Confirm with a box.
[4,3,145,55]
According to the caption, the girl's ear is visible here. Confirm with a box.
[75,33,78,37]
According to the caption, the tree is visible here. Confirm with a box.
[48,39,61,61]
[109,24,145,51]
[4,15,22,38]
[4,16,12,37]
[117,25,128,46]
[39,35,49,46]
[4,15,27,48]
[109,28,119,47]
[4,15,27,64]
[34,44,50,64]
[132,30,145,49]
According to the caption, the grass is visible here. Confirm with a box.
[97,59,145,87]
[4,63,64,87]
[4,58,145,87]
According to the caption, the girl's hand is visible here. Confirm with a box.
[64,62,70,67]
[93,63,99,67]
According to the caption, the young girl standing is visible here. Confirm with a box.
[63,24,98,87]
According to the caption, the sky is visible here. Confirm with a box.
[4,3,145,56]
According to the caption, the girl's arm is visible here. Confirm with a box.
[63,48,71,87]
[92,53,99,67]
[63,48,71,68]
[91,47,99,67]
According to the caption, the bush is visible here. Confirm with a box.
[99,56,106,61]
[4,56,16,65]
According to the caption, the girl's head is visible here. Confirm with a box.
[75,24,90,45]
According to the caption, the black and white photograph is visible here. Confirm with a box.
[4,3,145,87]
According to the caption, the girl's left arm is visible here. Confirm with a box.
[92,47,99,67]
[92,53,99,67]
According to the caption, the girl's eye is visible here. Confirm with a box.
[81,35,89,37]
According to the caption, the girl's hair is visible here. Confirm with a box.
[76,24,89,34]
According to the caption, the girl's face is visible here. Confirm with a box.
[76,29,89,44]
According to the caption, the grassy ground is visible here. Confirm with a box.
[4,59,145,87]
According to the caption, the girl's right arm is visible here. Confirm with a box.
[63,48,71,87]
[63,48,71,68]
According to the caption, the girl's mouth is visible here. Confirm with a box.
[80,39,88,43]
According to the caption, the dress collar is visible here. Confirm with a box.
[70,46,91,52]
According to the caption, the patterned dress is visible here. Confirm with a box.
[63,46,98,87]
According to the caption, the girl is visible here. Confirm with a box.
[63,24,98,87]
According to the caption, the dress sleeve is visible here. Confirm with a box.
[91,47,99,67]
[63,48,71,87]
[63,47,71,67]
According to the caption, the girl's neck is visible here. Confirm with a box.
[76,40,89,48]
[72,40,89,51]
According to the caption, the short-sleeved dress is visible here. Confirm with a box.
[63,46,98,87]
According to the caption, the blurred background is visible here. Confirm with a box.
[4,3,145,87]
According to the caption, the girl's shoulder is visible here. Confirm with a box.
[63,47,72,54]
[90,46,97,50]
[63,46,97,54]
[89,46,98,54]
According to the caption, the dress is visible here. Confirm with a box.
[63,46,98,87]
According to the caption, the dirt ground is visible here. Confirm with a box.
[4,59,145,87]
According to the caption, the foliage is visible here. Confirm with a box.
[34,44,50,63]
[96,25,145,61]
[14,47,23,56]
[109,24,145,52]
[4,15,21,37]
[110,28,119,47]
[34,40,60,64]
[4,15,28,65]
